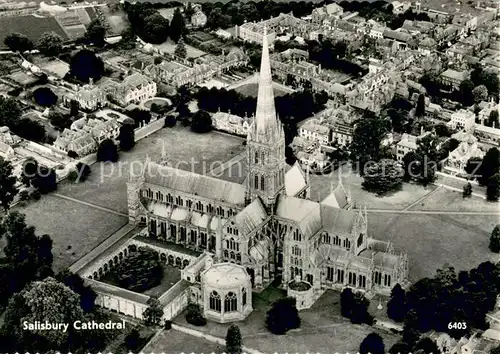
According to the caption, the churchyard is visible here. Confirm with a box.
[152,39,207,59]
[13,194,128,271]
[142,329,224,353]
[174,287,399,353]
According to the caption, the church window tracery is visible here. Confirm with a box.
[224,292,238,312]
[209,291,221,312]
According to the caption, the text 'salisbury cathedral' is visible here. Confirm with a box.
[127,28,409,303]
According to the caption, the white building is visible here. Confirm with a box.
[72,81,107,112]
[448,109,476,131]
[212,111,251,136]
[191,4,207,27]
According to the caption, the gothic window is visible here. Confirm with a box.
[209,291,221,312]
[261,151,265,164]
[261,176,265,191]
[187,200,193,208]
[384,274,391,287]
[254,175,259,190]
[323,233,331,244]
[236,253,241,262]
[357,233,364,247]
[292,245,301,256]
[190,230,197,244]
[196,201,203,212]
[207,204,214,213]
[254,151,259,164]
[343,239,351,250]
[327,267,334,281]
[167,194,174,203]
[224,292,237,312]
[176,196,183,206]
[306,274,313,284]
[374,271,382,285]
[242,287,247,306]
[348,272,356,286]
[230,251,235,259]
[337,269,344,283]
[210,235,216,250]
[293,229,301,242]
[224,250,229,258]
[201,233,207,246]
[334,235,341,246]
[359,275,366,288]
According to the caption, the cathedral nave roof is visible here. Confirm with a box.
[233,199,268,236]
[320,205,358,236]
[171,207,189,222]
[276,195,322,239]
[144,200,173,217]
[191,211,211,229]
[311,244,350,267]
[144,162,246,206]
[360,249,400,270]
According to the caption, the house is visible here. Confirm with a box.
[299,118,330,146]
[102,73,157,107]
[391,1,411,14]
[311,3,343,23]
[445,138,484,175]
[212,110,251,136]
[396,129,431,161]
[72,80,107,112]
[439,69,468,90]
[478,100,499,125]
[191,4,207,27]
[448,109,476,131]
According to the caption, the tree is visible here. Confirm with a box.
[0,158,18,212]
[142,13,170,44]
[33,87,58,107]
[487,173,500,201]
[415,94,425,117]
[125,328,141,351]
[265,297,301,334]
[69,99,79,117]
[492,346,500,354]
[463,182,472,198]
[362,159,404,194]
[4,32,33,53]
[225,324,243,354]
[3,212,54,289]
[174,37,187,59]
[414,337,439,354]
[478,148,500,186]
[56,270,97,313]
[465,157,482,178]
[488,110,499,128]
[360,332,385,354]
[350,116,391,174]
[165,115,177,127]
[19,277,83,347]
[191,109,212,133]
[32,166,57,194]
[85,19,107,47]
[69,49,105,83]
[389,341,411,354]
[74,162,91,182]
[143,296,163,326]
[185,303,207,326]
[472,85,488,104]
[37,32,63,57]
[340,287,354,318]
[489,225,500,253]
[118,124,135,151]
[97,139,118,162]
[49,111,69,130]
[387,283,406,322]
[169,8,185,43]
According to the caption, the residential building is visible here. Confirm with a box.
[448,109,476,131]
[212,110,252,136]
[311,3,343,23]
[439,69,468,90]
[71,80,107,112]
[101,73,157,107]
[191,4,207,27]
[53,116,120,156]
[445,138,484,175]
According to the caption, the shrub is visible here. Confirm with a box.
[19,190,30,201]
[185,303,207,326]
[31,190,41,200]
[68,150,79,159]
[165,115,177,128]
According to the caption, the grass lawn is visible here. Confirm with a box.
[141,329,224,353]
[175,287,399,353]
[368,212,500,281]
[57,126,245,214]
[309,164,435,210]
[152,39,206,58]
[13,195,127,272]
[234,82,290,98]
[98,264,181,297]
[409,186,500,213]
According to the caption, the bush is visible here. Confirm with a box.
[125,328,141,351]
[68,150,79,159]
[165,115,177,128]
[164,320,172,330]
[111,247,163,292]
[30,190,41,200]
[185,304,207,326]
[19,190,30,201]
[68,170,79,182]
[33,87,58,107]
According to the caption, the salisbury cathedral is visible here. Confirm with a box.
[127,29,409,296]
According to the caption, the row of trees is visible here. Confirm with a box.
[0,96,46,143]
[386,262,500,345]
[465,147,500,201]
[124,3,186,45]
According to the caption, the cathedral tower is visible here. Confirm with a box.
[246,27,286,211]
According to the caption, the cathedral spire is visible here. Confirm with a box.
[254,26,279,140]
